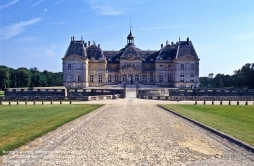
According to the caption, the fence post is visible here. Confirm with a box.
[194,101,197,105]
[212,100,214,105]
[220,100,222,105]
[60,100,62,104]
[229,100,231,105]
[237,101,239,105]
[25,101,27,105]
[9,101,11,105]
[34,101,36,105]
[17,101,19,105]
[245,101,248,105]
[203,100,206,105]
[51,100,53,105]
[42,100,44,105]
[69,100,72,104]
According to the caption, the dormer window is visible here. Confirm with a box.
[68,64,72,69]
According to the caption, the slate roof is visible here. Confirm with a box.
[63,33,198,63]
[86,44,106,60]
[176,41,198,59]
[157,44,177,61]
[122,46,141,58]
[64,40,87,58]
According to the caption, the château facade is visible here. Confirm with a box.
[62,31,200,88]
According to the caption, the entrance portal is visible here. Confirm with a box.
[129,76,133,84]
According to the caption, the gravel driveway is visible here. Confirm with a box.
[1,87,254,165]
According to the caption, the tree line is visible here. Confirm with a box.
[200,63,254,88]
[0,66,62,90]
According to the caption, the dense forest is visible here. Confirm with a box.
[0,66,62,90]
[200,63,254,88]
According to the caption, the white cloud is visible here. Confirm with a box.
[87,0,149,16]
[0,0,19,10]
[32,0,46,7]
[0,18,42,40]
[234,32,254,40]
[88,0,122,16]
[44,8,47,12]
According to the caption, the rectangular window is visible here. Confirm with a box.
[150,75,153,83]
[108,75,111,82]
[180,74,184,82]
[168,65,171,70]
[90,75,94,82]
[159,65,163,70]
[168,75,172,82]
[78,75,81,82]
[98,74,102,82]
[181,64,184,69]
[190,64,194,70]
[190,75,194,82]
[108,65,111,70]
[116,65,119,70]
[115,75,118,82]
[68,64,72,69]
[67,75,71,82]
[123,75,126,82]
[143,75,147,82]
[159,74,163,82]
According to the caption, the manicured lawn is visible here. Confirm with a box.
[160,104,254,146]
[0,104,103,155]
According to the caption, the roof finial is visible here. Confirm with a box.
[130,16,132,31]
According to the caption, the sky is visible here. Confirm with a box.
[0,0,254,77]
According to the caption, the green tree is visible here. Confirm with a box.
[16,69,31,87]
[0,68,9,90]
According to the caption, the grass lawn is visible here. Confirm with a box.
[0,91,4,96]
[0,104,103,155]
[160,104,254,146]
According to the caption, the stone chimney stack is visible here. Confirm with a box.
[98,44,100,48]
[88,41,90,46]
[161,44,163,49]
[171,41,174,46]
[187,37,189,44]
[84,43,87,47]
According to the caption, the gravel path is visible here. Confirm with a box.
[1,88,254,165]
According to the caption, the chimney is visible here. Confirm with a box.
[187,37,189,44]
[84,43,87,47]
[88,41,90,46]
[98,44,100,48]
[73,36,75,41]
[161,44,163,48]
[171,41,173,46]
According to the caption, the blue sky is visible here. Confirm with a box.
[0,0,254,76]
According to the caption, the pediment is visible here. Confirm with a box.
[175,54,199,61]
[62,54,85,61]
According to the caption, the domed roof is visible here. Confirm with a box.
[127,30,134,39]
[86,44,105,60]
[121,46,140,58]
